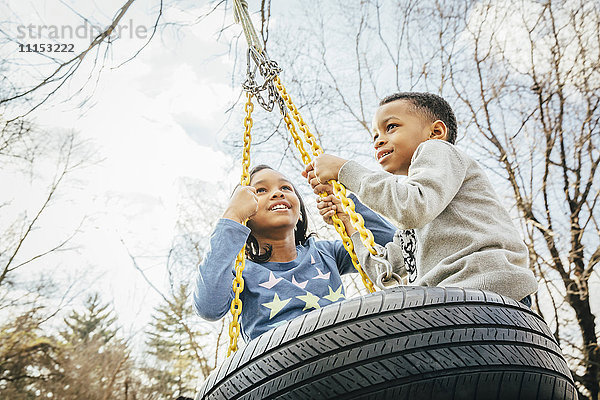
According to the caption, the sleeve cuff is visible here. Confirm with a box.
[217,218,251,236]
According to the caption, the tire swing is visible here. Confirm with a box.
[197,2,578,399]
[199,287,577,400]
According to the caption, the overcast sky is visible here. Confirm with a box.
[1,0,253,335]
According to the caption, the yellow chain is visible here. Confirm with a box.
[274,76,377,255]
[229,3,378,359]
[274,76,322,157]
[283,114,312,165]
[279,104,377,287]
[227,92,254,356]
[330,180,379,256]
[274,76,376,293]
[329,211,376,293]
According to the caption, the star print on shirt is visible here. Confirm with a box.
[259,271,283,289]
[262,293,291,319]
[296,291,321,311]
[291,275,308,289]
[323,284,345,302]
[313,266,330,280]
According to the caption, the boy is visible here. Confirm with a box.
[303,92,537,304]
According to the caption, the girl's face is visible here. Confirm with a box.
[247,168,301,237]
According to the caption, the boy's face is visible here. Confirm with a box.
[371,100,431,175]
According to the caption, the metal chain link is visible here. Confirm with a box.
[242,47,286,115]
[227,92,254,357]
[232,0,283,114]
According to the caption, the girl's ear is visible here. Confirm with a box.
[429,120,448,141]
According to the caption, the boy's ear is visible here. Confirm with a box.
[429,120,448,141]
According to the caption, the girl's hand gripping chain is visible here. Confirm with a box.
[317,195,356,235]
[223,186,259,224]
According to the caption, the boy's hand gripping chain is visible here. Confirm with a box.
[227,92,254,356]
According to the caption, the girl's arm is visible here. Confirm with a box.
[320,194,397,275]
[193,185,258,320]
[318,193,396,243]
[351,193,396,245]
[319,193,410,285]
[193,218,250,320]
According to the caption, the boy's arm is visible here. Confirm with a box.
[192,219,249,320]
[339,140,468,229]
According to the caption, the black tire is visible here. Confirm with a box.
[197,286,577,400]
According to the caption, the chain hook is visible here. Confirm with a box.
[371,251,403,289]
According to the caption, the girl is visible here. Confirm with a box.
[193,165,395,341]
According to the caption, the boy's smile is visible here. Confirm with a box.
[376,149,394,162]
[372,100,432,175]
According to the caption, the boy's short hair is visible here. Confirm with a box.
[380,92,458,144]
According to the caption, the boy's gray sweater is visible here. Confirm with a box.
[340,139,537,301]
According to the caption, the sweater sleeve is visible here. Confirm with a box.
[350,231,407,287]
[193,218,250,321]
[338,140,468,229]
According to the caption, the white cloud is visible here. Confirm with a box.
[2,0,246,333]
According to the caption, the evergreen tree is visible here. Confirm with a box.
[142,282,211,400]
[0,297,144,400]
[43,292,139,400]
[60,292,118,345]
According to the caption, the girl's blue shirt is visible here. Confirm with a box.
[193,196,396,341]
